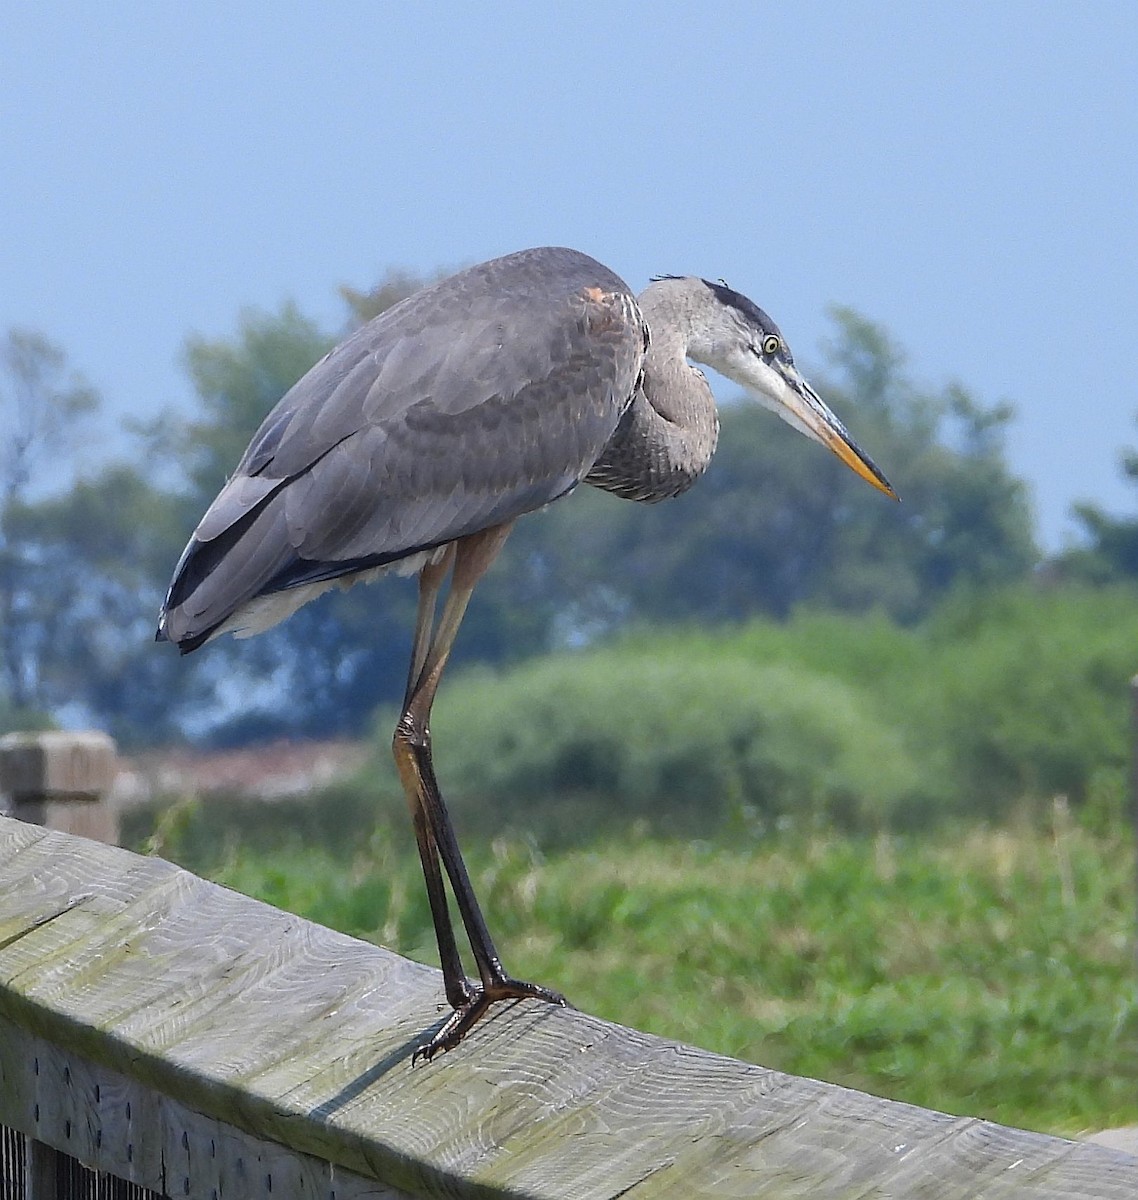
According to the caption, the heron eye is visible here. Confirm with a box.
[762,334,781,356]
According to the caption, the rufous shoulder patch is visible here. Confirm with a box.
[579,286,625,335]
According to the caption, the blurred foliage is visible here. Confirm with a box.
[122,581,1138,856]
[918,586,1138,812]
[1059,414,1138,583]
[4,467,196,742]
[418,652,921,840]
[121,778,385,872]
[340,583,1138,844]
[0,329,100,723]
[0,698,54,736]
[0,328,100,504]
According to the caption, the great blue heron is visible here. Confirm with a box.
[157,246,896,1060]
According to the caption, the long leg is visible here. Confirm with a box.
[399,548,473,1009]
[409,808,473,1008]
[404,546,454,710]
[392,524,565,1061]
[410,728,565,1058]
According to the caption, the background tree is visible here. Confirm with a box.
[1056,422,1138,583]
[0,329,99,717]
[5,467,197,743]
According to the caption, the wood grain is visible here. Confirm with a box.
[1,815,1135,1199]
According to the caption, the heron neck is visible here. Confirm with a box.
[584,318,719,503]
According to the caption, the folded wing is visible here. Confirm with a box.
[158,248,646,651]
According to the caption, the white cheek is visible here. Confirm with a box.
[734,356,790,410]
[740,357,785,405]
[703,345,771,391]
[737,358,827,444]
[691,346,826,445]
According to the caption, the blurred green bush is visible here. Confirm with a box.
[124,582,1138,853]
[396,583,1138,843]
[424,651,922,839]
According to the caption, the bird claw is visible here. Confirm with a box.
[413,977,568,1064]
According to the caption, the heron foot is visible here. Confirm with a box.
[413,976,567,1064]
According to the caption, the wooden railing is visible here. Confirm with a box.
[1,814,1136,1198]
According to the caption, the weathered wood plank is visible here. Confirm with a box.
[0,1012,166,1188]
[0,1013,410,1198]
[1,814,1135,1199]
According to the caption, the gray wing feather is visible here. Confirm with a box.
[160,248,645,648]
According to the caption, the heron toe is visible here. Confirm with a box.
[412,976,568,1063]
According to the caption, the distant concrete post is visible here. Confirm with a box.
[0,731,118,845]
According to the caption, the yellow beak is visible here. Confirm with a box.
[777,365,899,501]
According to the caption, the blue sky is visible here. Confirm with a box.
[2,2,1135,549]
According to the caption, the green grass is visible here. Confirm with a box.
[140,801,1138,1138]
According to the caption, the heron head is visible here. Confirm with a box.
[685,278,898,500]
